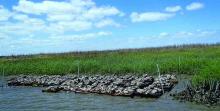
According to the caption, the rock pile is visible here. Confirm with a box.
[8,74,178,98]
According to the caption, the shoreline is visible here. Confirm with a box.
[171,80,220,106]
[5,74,220,106]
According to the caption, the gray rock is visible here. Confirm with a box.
[123,87,135,96]
[136,88,145,95]
[8,74,178,98]
[149,88,163,97]
[42,86,62,93]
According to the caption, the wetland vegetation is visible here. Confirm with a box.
[1,44,220,85]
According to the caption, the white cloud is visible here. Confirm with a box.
[95,19,120,28]
[165,5,182,12]
[159,32,169,37]
[0,18,46,36]
[186,2,204,11]
[0,0,122,52]
[12,13,28,21]
[0,33,8,40]
[130,12,175,22]
[126,30,218,47]
[97,31,112,36]
[6,31,111,48]
[13,0,94,15]
[47,14,75,22]
[163,30,216,38]
[16,37,50,45]
[11,0,122,32]
[50,31,111,41]
[82,6,122,20]
[134,30,216,41]
[12,13,45,27]
[0,5,12,21]
[50,21,92,32]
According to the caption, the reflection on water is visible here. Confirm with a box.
[0,81,220,111]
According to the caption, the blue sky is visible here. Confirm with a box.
[0,0,220,55]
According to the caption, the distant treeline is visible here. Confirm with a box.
[1,43,220,59]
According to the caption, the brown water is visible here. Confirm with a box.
[0,80,220,111]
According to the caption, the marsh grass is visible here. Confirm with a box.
[0,44,220,84]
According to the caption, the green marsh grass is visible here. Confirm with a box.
[0,44,220,84]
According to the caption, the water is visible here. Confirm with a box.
[0,81,220,111]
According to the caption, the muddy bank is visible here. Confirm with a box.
[171,81,220,106]
[7,74,178,98]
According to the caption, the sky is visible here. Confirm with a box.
[0,0,220,56]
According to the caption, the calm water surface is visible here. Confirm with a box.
[0,80,220,111]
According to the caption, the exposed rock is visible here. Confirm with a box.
[42,86,63,93]
[122,87,135,97]
[136,88,145,95]
[7,74,178,98]
[149,88,163,97]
